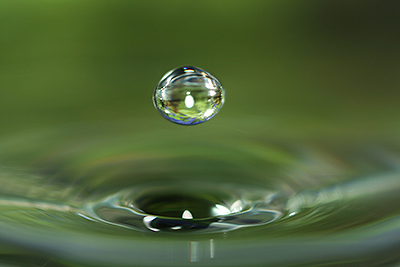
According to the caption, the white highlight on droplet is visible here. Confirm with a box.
[204,79,215,89]
[185,94,194,108]
[182,210,193,219]
[209,90,216,96]
[203,108,214,118]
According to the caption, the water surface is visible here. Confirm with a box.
[0,121,399,266]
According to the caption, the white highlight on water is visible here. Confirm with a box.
[210,239,214,259]
[230,200,243,213]
[212,204,231,216]
[190,241,199,262]
[143,216,160,232]
[182,210,193,219]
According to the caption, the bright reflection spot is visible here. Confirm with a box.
[190,241,199,262]
[209,90,216,96]
[182,210,193,219]
[203,108,214,118]
[230,200,243,213]
[289,212,297,216]
[185,95,194,108]
[212,204,231,216]
[210,239,214,258]
[205,79,215,89]
[184,68,195,73]
[143,216,160,232]
[77,213,96,221]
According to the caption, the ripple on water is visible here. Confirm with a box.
[0,124,400,266]
[84,182,284,233]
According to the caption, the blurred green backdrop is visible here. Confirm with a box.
[1,1,399,138]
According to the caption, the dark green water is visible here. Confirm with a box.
[1,1,400,266]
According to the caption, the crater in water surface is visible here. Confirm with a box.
[85,182,284,233]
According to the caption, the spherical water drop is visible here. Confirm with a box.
[153,66,225,125]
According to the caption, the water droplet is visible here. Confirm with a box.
[153,66,225,125]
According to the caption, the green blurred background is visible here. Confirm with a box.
[1,1,399,138]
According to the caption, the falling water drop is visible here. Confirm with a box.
[152,66,225,125]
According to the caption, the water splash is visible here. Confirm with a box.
[84,182,283,233]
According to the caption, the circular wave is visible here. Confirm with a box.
[0,122,399,266]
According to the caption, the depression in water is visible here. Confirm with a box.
[152,66,225,125]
